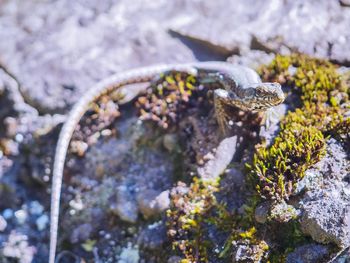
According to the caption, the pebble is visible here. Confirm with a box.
[163,134,178,152]
[3,208,14,219]
[29,201,44,215]
[111,186,138,223]
[15,133,24,143]
[14,209,27,225]
[69,196,84,211]
[137,190,170,219]
[36,214,49,231]
[118,243,140,263]
[0,215,7,231]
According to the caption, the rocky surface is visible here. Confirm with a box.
[286,243,330,263]
[0,0,350,262]
[298,139,350,248]
[170,0,350,65]
[1,0,350,113]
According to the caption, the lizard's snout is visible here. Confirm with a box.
[275,84,285,102]
[267,82,285,104]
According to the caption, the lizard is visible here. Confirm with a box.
[49,61,284,263]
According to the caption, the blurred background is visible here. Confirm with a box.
[0,0,349,262]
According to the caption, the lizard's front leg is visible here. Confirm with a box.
[213,89,241,136]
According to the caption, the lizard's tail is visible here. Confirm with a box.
[49,63,197,263]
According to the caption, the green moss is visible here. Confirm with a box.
[249,54,349,202]
[136,72,199,129]
[244,54,350,260]
[248,124,326,201]
[167,178,220,263]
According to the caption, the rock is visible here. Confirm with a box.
[295,139,349,195]
[84,138,132,178]
[28,200,44,215]
[227,50,275,69]
[300,197,350,248]
[2,231,36,263]
[286,243,330,263]
[0,0,196,113]
[118,243,140,263]
[170,0,350,65]
[231,239,268,262]
[70,223,93,244]
[298,139,350,248]
[269,200,299,223]
[137,222,167,250]
[137,189,170,219]
[116,82,150,105]
[14,209,27,225]
[2,209,13,220]
[111,185,138,224]
[218,167,247,211]
[254,202,270,224]
[163,134,179,152]
[0,215,7,232]
[197,136,238,180]
[259,104,288,147]
[35,214,49,231]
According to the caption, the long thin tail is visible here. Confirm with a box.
[49,63,198,263]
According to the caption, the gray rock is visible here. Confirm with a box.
[6,0,349,115]
[70,223,93,244]
[1,231,36,263]
[219,167,247,211]
[295,139,349,195]
[227,50,275,69]
[28,200,44,215]
[0,215,7,232]
[137,222,167,250]
[111,185,138,224]
[270,200,299,223]
[254,202,270,224]
[170,0,350,65]
[35,214,49,231]
[136,190,170,219]
[298,139,350,248]
[118,243,140,263]
[0,0,196,113]
[162,134,179,152]
[197,136,238,180]
[84,138,132,178]
[259,104,288,147]
[301,198,350,248]
[286,243,330,263]
[116,82,150,105]
[231,240,268,262]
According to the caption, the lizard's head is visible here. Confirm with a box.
[244,82,285,111]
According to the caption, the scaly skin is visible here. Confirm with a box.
[49,62,284,263]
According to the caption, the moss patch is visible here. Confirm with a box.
[249,54,349,202]
[167,178,220,263]
[136,72,199,129]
